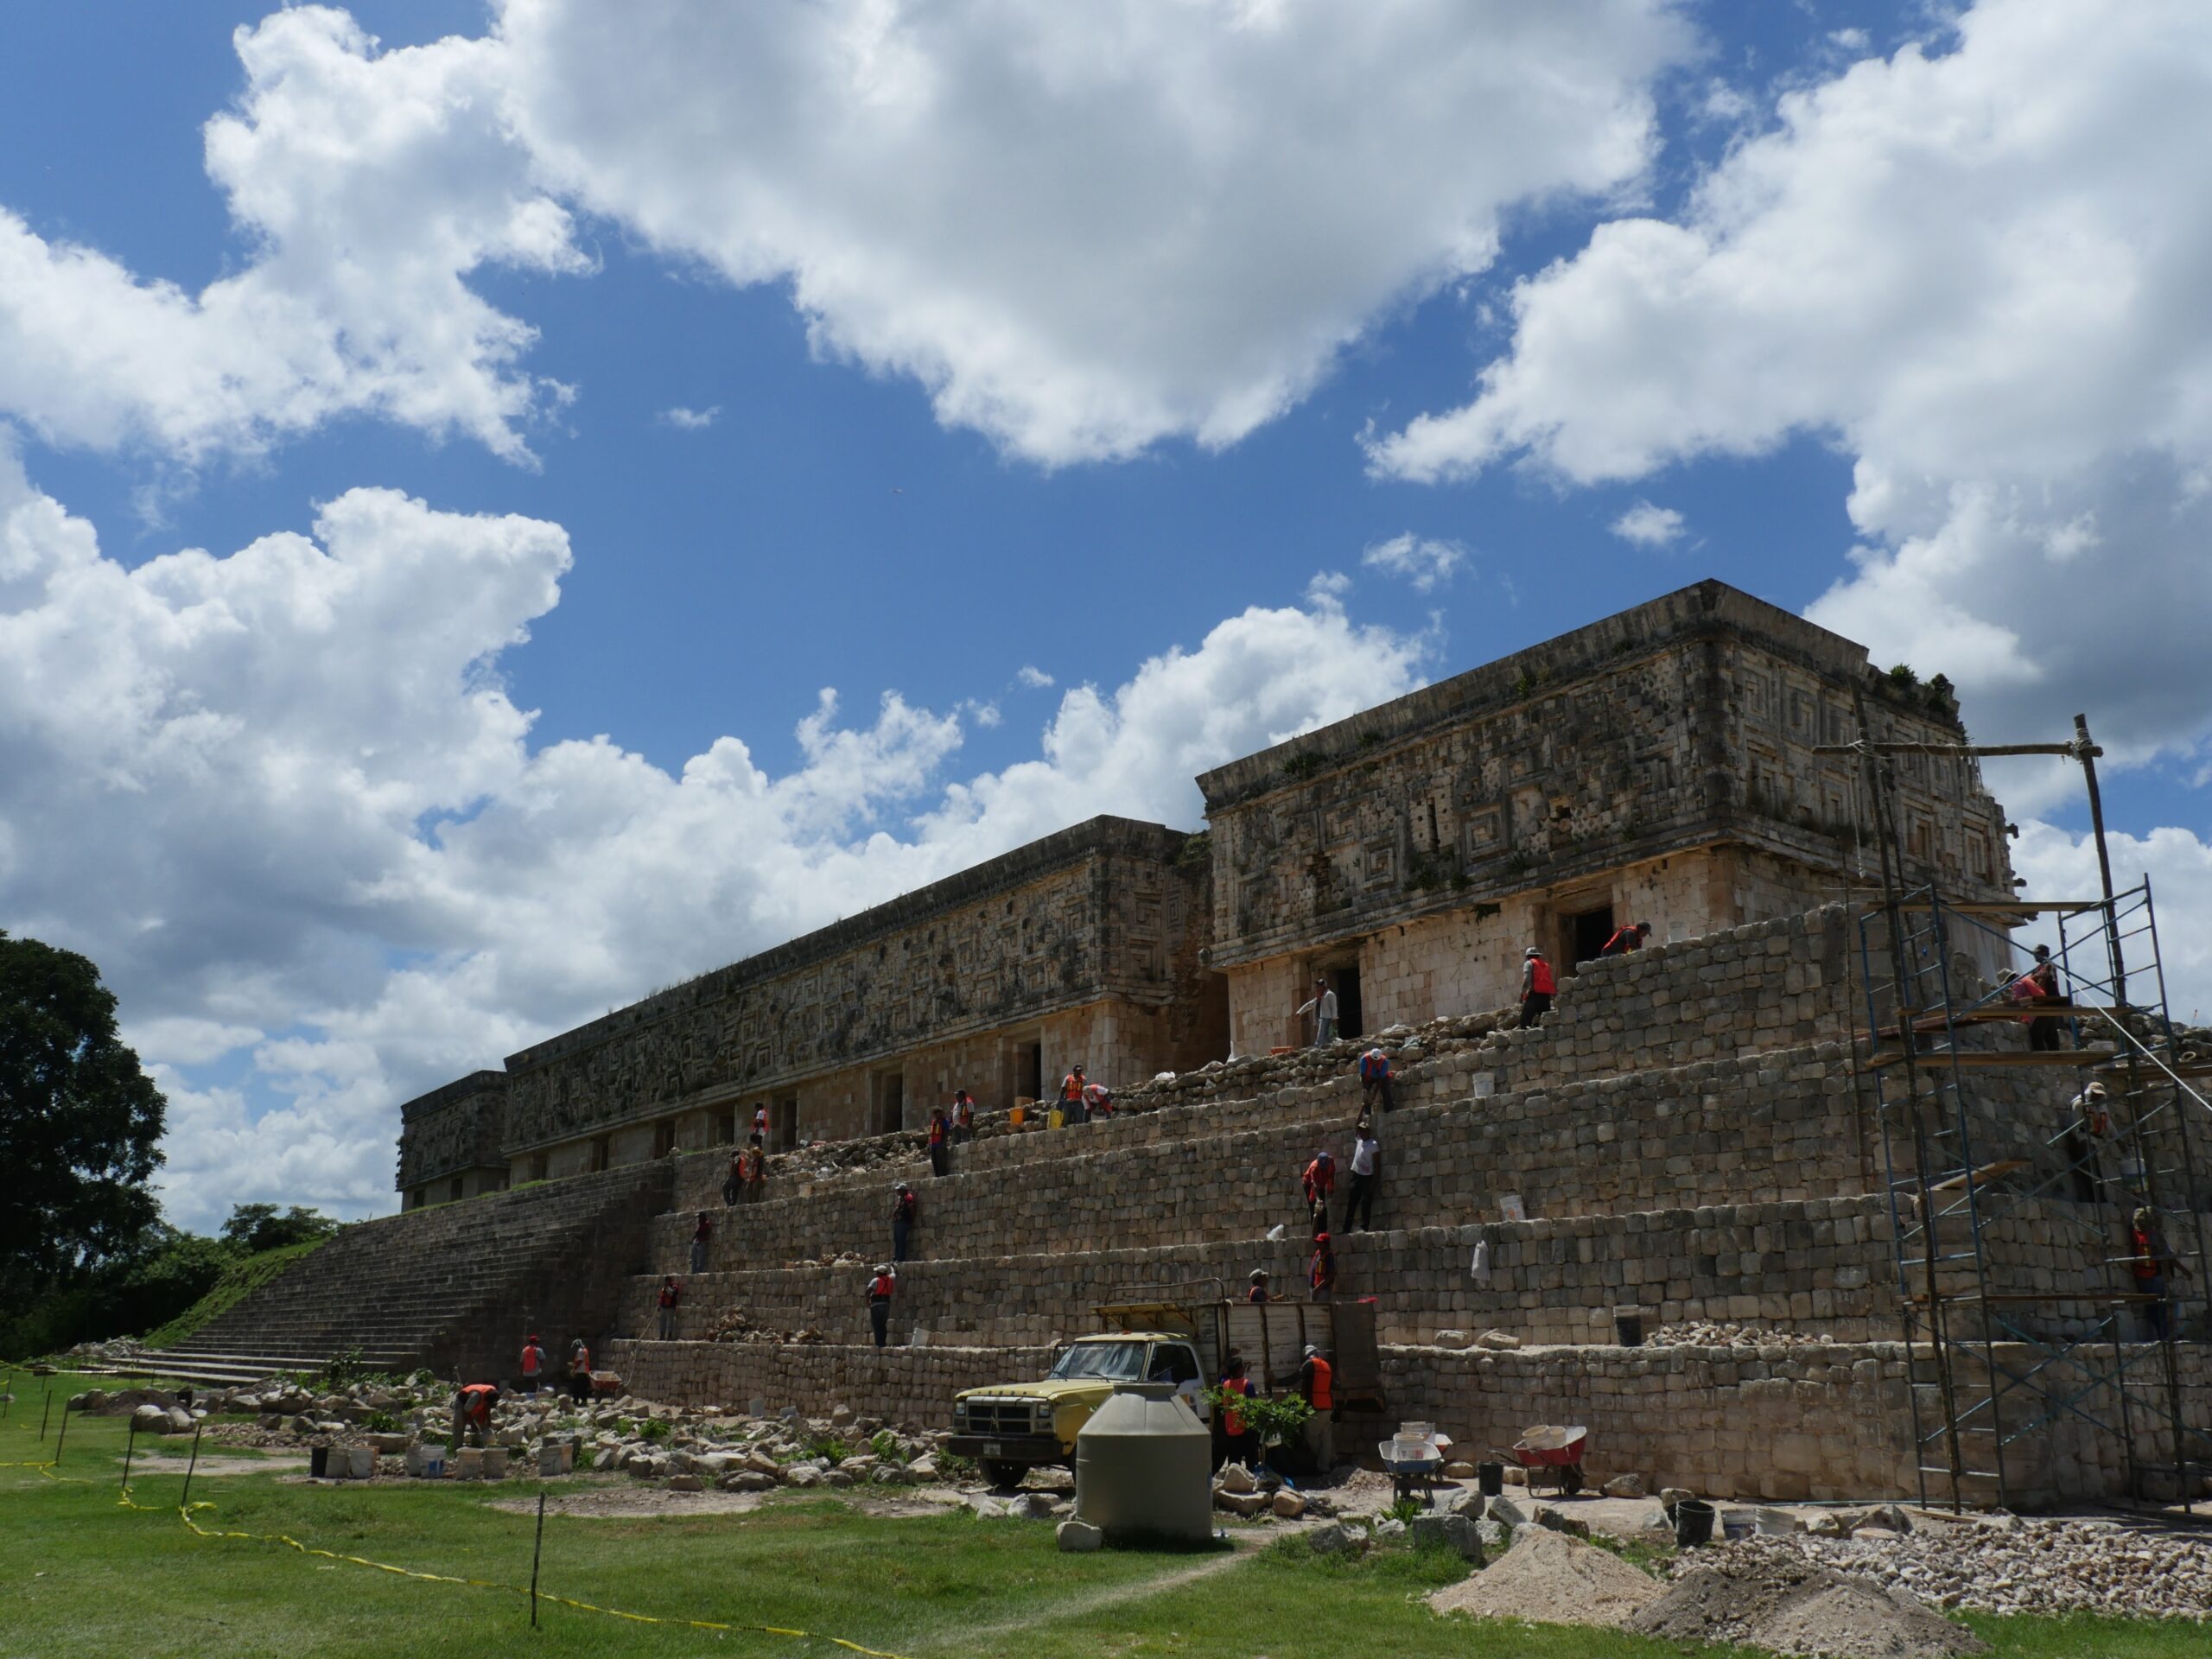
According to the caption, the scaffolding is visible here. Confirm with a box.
[1824,710,2211,1511]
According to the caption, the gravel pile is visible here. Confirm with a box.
[1632,1551,1985,1658]
[1429,1527,1666,1628]
[1706,1520,2212,1623]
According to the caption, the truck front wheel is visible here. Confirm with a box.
[981,1459,1027,1491]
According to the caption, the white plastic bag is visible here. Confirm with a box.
[1470,1238,1491,1281]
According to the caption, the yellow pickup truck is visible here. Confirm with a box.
[947,1298,1382,1489]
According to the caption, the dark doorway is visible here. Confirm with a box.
[773,1097,799,1152]
[1019,1042,1044,1103]
[1570,905,1616,966]
[652,1117,677,1158]
[589,1135,611,1173]
[874,1072,905,1135]
[1332,964,1363,1041]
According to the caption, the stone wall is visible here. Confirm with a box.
[626,1196,1898,1350]
[1197,580,2012,1049]
[1382,1341,1919,1502]
[395,815,1226,1189]
[602,1339,1054,1426]
[397,1071,510,1202]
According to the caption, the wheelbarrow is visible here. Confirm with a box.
[1378,1434,1446,1508]
[1494,1424,1586,1497]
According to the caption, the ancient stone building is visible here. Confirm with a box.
[399,815,1222,1207]
[1198,580,2013,1054]
[400,580,2014,1202]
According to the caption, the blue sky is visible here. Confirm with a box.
[3,1,2208,1228]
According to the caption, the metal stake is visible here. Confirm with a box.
[53,1398,70,1466]
[530,1490,548,1629]
[122,1417,137,1493]
[40,1387,52,1442]
[181,1421,203,1509]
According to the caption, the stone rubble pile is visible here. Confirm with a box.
[1697,1521,2212,1623]
[1648,1321,1828,1350]
[705,1308,826,1345]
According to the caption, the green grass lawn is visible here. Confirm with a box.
[0,1372,2200,1659]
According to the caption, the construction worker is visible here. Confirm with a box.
[1296,976,1338,1046]
[1246,1268,1272,1304]
[566,1339,593,1404]
[740,1141,766,1202]
[752,1103,769,1148]
[1214,1352,1256,1471]
[1083,1078,1115,1118]
[868,1262,899,1348]
[1308,1231,1337,1302]
[927,1105,951,1177]
[1599,921,1651,957]
[1357,1046,1396,1112]
[2130,1208,2189,1340]
[952,1089,976,1143]
[1345,1125,1380,1232]
[721,1149,744,1206]
[657,1274,682,1339]
[2011,944,2068,1052]
[1301,1149,1337,1236]
[891,1182,918,1262]
[518,1332,546,1394]
[1060,1065,1088,1124]
[2064,1084,2108,1204]
[1520,947,1555,1026]
[690,1211,714,1273]
[1297,1343,1336,1470]
[450,1382,499,1448]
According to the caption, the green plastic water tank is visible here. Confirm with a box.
[1074,1382,1211,1545]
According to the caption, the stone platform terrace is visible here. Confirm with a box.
[193,905,2209,1504]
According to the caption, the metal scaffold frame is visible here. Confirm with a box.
[1821,709,2211,1512]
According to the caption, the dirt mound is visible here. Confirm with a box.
[1631,1553,1986,1658]
[1429,1527,1665,1628]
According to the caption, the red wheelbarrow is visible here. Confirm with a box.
[1494,1424,1586,1497]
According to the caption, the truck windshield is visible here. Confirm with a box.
[1048,1340,1147,1381]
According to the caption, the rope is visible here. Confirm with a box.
[110,1479,912,1657]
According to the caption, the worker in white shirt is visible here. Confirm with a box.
[1346,1124,1381,1231]
[1296,976,1338,1046]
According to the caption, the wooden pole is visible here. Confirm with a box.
[39,1386,52,1442]
[52,1398,70,1466]
[529,1490,548,1629]
[122,1417,137,1493]
[181,1421,203,1509]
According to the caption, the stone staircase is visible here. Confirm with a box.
[161,1161,671,1382]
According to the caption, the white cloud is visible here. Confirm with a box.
[658,405,719,430]
[2009,819,2212,1027]
[1608,500,1685,548]
[0,3,1694,471]
[1016,666,1055,689]
[1369,0,2212,771]
[1361,531,1465,592]
[0,10,583,465]
[0,453,1427,1228]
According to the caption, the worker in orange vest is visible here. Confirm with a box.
[1521,947,1556,1025]
[2010,944,2068,1052]
[450,1382,499,1448]
[1298,1343,1337,1471]
[518,1333,546,1394]
[566,1339,593,1405]
[1214,1352,1256,1471]
[1301,1150,1337,1236]
[1246,1268,1272,1303]
[2131,1207,2188,1340]
[1308,1231,1337,1302]
[868,1262,899,1348]
[1599,921,1650,957]
[1060,1065,1088,1123]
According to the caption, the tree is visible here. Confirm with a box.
[219,1203,340,1254]
[0,930,166,1305]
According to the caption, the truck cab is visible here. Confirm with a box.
[945,1297,1382,1491]
[949,1331,1206,1489]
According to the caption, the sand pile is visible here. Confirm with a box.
[1630,1552,1986,1658]
[1428,1528,1665,1628]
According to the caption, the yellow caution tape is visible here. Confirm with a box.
[106,1485,910,1657]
